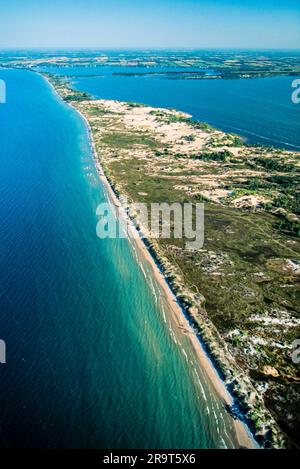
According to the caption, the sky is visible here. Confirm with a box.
[0,0,299,49]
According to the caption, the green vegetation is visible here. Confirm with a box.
[127,102,146,108]
[3,50,300,80]
[64,91,90,102]
[246,177,271,190]
[273,192,300,214]
[229,135,245,147]
[183,134,196,142]
[254,157,295,173]
[267,174,299,189]
[172,150,232,161]
[88,106,111,116]
[189,120,215,131]
[150,110,215,132]
[100,131,159,150]
[190,150,232,161]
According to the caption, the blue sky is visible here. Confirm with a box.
[0,0,299,49]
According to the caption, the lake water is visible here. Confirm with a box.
[0,68,239,448]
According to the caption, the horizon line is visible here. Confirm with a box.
[1,46,300,52]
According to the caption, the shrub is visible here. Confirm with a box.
[254,157,295,173]
[190,150,232,161]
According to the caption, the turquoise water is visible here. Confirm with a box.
[0,69,240,448]
[43,65,300,150]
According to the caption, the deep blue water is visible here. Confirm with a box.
[0,69,240,448]
[43,65,300,150]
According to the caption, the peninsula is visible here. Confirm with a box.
[44,73,300,448]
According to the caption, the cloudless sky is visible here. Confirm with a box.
[0,0,299,49]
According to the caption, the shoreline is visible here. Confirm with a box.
[81,104,257,450]
[84,108,258,450]
[42,74,258,448]
[42,70,300,449]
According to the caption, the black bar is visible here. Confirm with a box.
[0,448,296,468]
